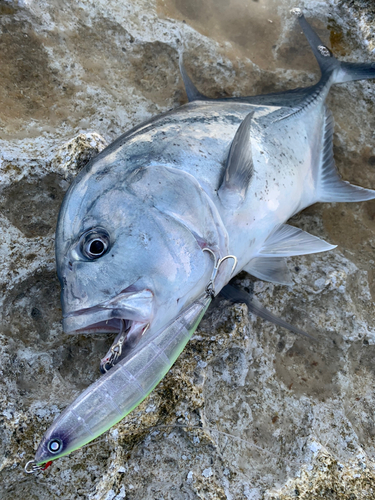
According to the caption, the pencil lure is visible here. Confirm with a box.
[33,292,211,464]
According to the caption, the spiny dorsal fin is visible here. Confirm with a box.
[218,111,255,207]
[179,55,208,102]
[259,224,336,257]
[243,256,293,286]
[317,109,375,202]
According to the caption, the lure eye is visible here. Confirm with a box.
[47,438,63,454]
[81,228,110,260]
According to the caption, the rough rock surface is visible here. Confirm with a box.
[1,0,375,498]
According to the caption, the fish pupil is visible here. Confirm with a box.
[90,239,105,255]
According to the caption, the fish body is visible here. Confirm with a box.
[58,99,329,340]
[32,12,375,466]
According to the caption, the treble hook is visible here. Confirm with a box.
[24,459,52,474]
[203,248,237,298]
[101,322,150,373]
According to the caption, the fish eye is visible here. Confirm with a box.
[89,239,105,255]
[47,438,63,454]
[81,228,110,260]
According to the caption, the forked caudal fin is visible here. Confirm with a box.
[292,9,375,85]
[291,10,375,203]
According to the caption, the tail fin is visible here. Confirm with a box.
[292,9,375,84]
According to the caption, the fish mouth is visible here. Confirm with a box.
[63,288,154,333]
[63,289,154,371]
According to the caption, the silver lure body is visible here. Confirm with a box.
[33,13,375,465]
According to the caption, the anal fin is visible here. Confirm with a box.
[317,109,375,203]
[244,224,335,286]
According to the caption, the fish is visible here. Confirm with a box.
[29,11,375,468]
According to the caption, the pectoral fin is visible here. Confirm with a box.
[259,224,336,257]
[218,111,255,207]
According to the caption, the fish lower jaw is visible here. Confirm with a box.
[62,307,151,335]
[69,317,125,335]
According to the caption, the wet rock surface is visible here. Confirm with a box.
[1,0,375,498]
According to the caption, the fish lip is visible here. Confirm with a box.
[62,288,154,334]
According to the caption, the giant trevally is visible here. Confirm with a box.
[26,11,375,470]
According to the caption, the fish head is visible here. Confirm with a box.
[57,160,229,347]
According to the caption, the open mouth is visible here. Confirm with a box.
[69,315,150,372]
[63,288,154,372]
[73,318,125,334]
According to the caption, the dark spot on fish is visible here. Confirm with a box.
[368,156,375,166]
[295,266,300,272]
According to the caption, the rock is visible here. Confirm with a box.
[0,0,375,498]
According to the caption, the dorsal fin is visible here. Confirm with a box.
[259,224,336,257]
[317,109,375,202]
[218,111,255,207]
[179,55,208,102]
